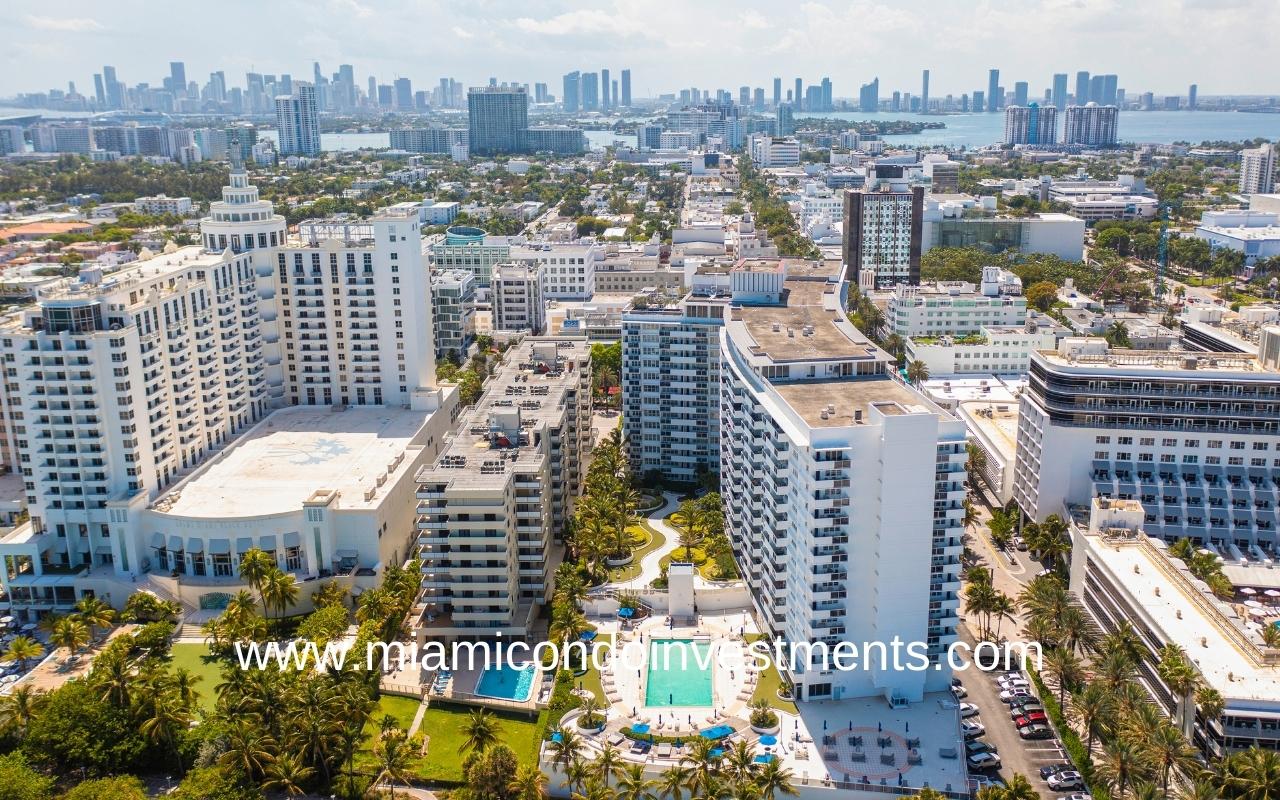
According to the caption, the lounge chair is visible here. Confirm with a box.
[608,733,626,746]
[657,744,672,758]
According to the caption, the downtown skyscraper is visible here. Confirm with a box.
[274,83,320,155]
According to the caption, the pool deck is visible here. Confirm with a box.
[424,661,548,714]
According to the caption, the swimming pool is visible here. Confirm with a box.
[645,638,713,707]
[475,662,537,702]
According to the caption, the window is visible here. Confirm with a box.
[1254,442,1270,451]
[1231,441,1246,450]
[1162,438,1177,447]
[1140,438,1155,446]
[1096,436,1111,444]
[1208,440,1223,448]
[1094,451,1109,460]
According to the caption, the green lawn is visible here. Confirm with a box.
[168,642,223,714]
[577,633,614,704]
[606,522,666,582]
[410,702,542,784]
[744,635,797,714]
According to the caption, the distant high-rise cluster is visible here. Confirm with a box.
[561,66,632,112]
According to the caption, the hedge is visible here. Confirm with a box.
[1029,667,1112,800]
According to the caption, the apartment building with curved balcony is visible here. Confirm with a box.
[718,258,966,705]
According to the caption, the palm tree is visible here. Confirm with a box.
[1037,514,1072,569]
[1144,721,1198,795]
[261,568,300,622]
[49,615,89,659]
[218,719,277,781]
[965,442,988,492]
[1158,642,1203,737]
[262,752,315,797]
[755,758,797,800]
[657,765,692,800]
[565,756,593,798]
[998,774,1040,800]
[373,729,413,800]
[1098,738,1152,799]
[1042,646,1085,710]
[1262,624,1280,649]
[1070,681,1113,755]
[723,739,758,788]
[3,635,42,672]
[616,763,657,800]
[964,580,999,638]
[461,707,499,755]
[138,685,193,768]
[510,763,549,800]
[681,738,721,798]
[574,776,620,800]
[73,595,116,641]
[0,686,44,737]
[1099,621,1146,665]
[990,592,1016,641]
[595,744,625,787]
[1197,686,1226,731]
[549,604,591,667]
[238,548,276,612]
[1216,748,1280,800]
[906,359,930,385]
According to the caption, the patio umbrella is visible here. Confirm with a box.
[1267,589,1280,598]
[759,735,778,746]
[580,630,597,641]
[1241,587,1258,595]
[633,723,650,734]
[618,608,635,619]
[1245,599,1265,609]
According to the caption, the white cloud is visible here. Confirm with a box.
[740,10,769,29]
[452,26,475,40]
[23,15,102,32]
[513,9,646,38]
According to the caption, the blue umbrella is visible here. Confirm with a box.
[754,754,776,764]
[759,734,778,746]
[551,732,563,743]
[710,748,725,758]
[633,723,650,734]
[618,608,635,619]
[580,630,597,641]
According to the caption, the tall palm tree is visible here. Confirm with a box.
[906,359,930,385]
[616,763,657,800]
[238,548,276,612]
[548,725,583,773]
[990,592,1016,641]
[49,615,89,659]
[3,635,42,672]
[965,442,988,491]
[461,707,499,755]
[680,738,721,798]
[510,763,549,800]
[373,729,413,800]
[998,774,1040,800]
[1100,620,1146,664]
[565,756,593,798]
[1070,681,1114,755]
[73,595,116,641]
[594,744,625,787]
[0,685,44,737]
[1158,643,1203,737]
[1144,721,1198,795]
[1098,738,1152,799]
[574,776,620,800]
[262,751,315,797]
[1216,748,1280,800]
[218,719,277,781]
[549,605,591,665]
[261,568,300,622]
[1042,646,1085,710]
[1197,686,1226,731]
[657,765,692,800]
[964,579,998,638]
[754,758,797,800]
[723,739,758,789]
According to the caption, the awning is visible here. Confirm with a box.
[151,532,166,549]
[209,538,231,555]
[259,535,277,551]
[236,537,253,553]
[169,535,184,552]
[282,532,300,547]
[1227,466,1247,477]
[187,537,205,554]
[95,546,113,555]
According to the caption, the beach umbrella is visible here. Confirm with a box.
[618,608,635,618]
[1241,587,1258,595]
[760,735,778,746]
[633,723,650,734]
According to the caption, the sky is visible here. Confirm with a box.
[5,0,1280,101]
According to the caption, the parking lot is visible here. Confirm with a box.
[955,630,1075,797]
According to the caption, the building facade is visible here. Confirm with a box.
[274,84,320,156]
[842,187,925,290]
[1003,103,1058,145]
[1240,144,1276,195]
[467,86,528,156]
[492,262,547,334]
[1062,103,1119,146]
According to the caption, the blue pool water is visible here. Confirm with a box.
[645,638,713,707]
[475,662,536,702]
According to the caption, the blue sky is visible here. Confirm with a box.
[5,0,1279,99]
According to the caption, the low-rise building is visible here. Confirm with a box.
[132,195,194,216]
[906,324,1058,377]
[885,266,1026,338]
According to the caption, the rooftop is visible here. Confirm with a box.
[1038,345,1272,375]
[958,401,1020,462]
[774,377,929,429]
[152,406,432,518]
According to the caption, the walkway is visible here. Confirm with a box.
[615,491,681,591]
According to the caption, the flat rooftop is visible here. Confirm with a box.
[1038,347,1272,375]
[1082,531,1280,703]
[959,401,1020,462]
[774,377,930,428]
[153,406,431,517]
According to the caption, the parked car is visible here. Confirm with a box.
[997,675,1030,689]
[1014,711,1049,728]
[999,687,1033,703]
[1047,772,1085,792]
[1015,536,1029,551]
[1039,763,1074,780]
[1010,701,1045,719]
[951,684,968,700]
[968,752,1002,770]
[961,720,986,739]
[966,739,998,757]
[1020,724,1054,740]
[1056,794,1093,800]
[960,702,980,719]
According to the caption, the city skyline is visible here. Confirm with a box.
[5,0,1280,100]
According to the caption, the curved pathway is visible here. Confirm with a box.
[614,491,681,591]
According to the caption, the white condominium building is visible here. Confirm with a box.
[493,263,547,334]
[509,241,600,300]
[748,135,801,167]
[1239,144,1276,196]
[430,269,477,359]
[1014,336,1280,551]
[414,338,591,639]
[886,267,1025,338]
[1003,104,1058,145]
[1061,103,1119,146]
[719,258,966,704]
[622,275,731,484]
[905,324,1058,378]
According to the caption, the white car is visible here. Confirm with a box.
[997,675,1029,688]
[968,752,1001,770]
[959,702,980,719]
[951,684,968,699]
[1056,794,1093,800]
[1047,772,1085,792]
[961,720,985,739]
[999,687,1033,703]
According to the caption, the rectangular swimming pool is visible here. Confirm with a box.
[475,662,537,702]
[645,638,713,707]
